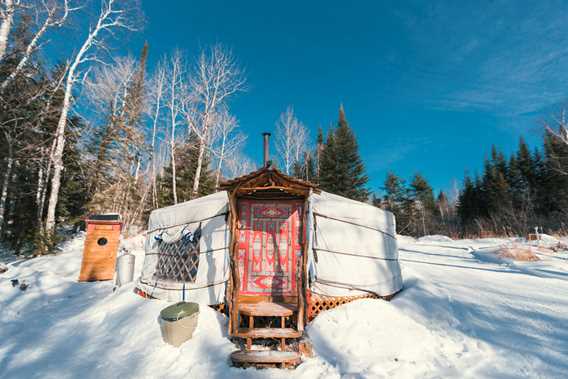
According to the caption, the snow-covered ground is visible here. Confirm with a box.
[1,233,568,378]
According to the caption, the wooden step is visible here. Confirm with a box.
[236,328,301,339]
[238,302,296,317]
[230,350,301,367]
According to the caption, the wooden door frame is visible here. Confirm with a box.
[228,192,309,334]
[235,198,303,305]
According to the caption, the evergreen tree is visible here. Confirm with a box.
[159,132,215,206]
[409,173,436,235]
[315,127,324,182]
[292,151,316,182]
[436,191,450,222]
[381,172,410,233]
[318,129,337,192]
[319,105,369,201]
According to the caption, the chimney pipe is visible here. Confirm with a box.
[262,132,271,167]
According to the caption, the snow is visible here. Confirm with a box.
[417,235,454,243]
[2,233,568,378]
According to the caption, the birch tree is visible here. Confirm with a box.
[224,150,254,179]
[0,0,18,61]
[45,0,138,236]
[147,62,166,208]
[187,45,245,198]
[275,106,308,174]
[164,50,185,204]
[85,55,138,193]
[1,0,77,91]
[209,107,245,187]
[0,128,14,234]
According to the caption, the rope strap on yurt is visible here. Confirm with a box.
[312,212,396,239]
[144,247,226,257]
[311,278,381,296]
[138,278,229,291]
[146,212,227,234]
[313,247,398,261]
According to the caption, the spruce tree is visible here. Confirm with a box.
[292,151,316,182]
[318,129,337,193]
[409,173,436,235]
[319,105,369,201]
[159,132,215,206]
[315,127,324,182]
[381,172,409,232]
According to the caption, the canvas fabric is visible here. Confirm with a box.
[137,190,403,304]
[308,191,403,297]
[137,191,230,303]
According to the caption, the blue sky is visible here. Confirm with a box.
[77,1,568,194]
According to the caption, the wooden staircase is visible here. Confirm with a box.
[230,302,303,368]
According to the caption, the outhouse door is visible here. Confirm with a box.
[236,199,303,301]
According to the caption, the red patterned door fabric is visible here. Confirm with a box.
[237,200,303,296]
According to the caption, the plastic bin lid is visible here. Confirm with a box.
[160,302,199,322]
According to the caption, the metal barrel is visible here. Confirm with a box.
[116,253,135,286]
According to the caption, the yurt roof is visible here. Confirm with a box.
[219,164,319,196]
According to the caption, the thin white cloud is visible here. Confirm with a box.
[393,1,568,118]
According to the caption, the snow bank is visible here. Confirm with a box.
[2,232,568,378]
[417,235,454,243]
[307,299,470,377]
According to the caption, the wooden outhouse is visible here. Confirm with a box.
[78,214,122,282]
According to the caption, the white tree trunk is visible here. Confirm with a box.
[1,0,72,90]
[35,157,44,222]
[170,128,177,204]
[214,133,226,188]
[168,56,179,204]
[44,0,135,235]
[150,70,164,208]
[192,136,207,198]
[0,0,15,62]
[45,75,73,234]
[0,156,13,234]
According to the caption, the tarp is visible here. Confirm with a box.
[137,190,403,304]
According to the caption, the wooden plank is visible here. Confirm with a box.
[238,302,296,317]
[228,187,240,336]
[238,294,298,304]
[297,195,309,332]
[230,350,301,365]
[236,328,301,339]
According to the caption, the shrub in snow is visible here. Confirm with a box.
[498,246,540,262]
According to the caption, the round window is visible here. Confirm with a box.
[97,237,108,246]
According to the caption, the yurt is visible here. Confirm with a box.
[136,134,403,367]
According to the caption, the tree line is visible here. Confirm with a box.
[0,0,252,254]
[277,105,568,239]
[2,1,568,255]
[456,125,568,237]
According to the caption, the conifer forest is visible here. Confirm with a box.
[1,0,568,255]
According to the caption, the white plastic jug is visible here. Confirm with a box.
[116,252,135,286]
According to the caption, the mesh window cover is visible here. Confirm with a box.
[154,226,201,282]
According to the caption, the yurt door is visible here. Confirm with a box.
[236,199,303,301]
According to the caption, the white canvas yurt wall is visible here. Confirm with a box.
[307,191,403,297]
[137,190,403,304]
[137,191,231,303]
